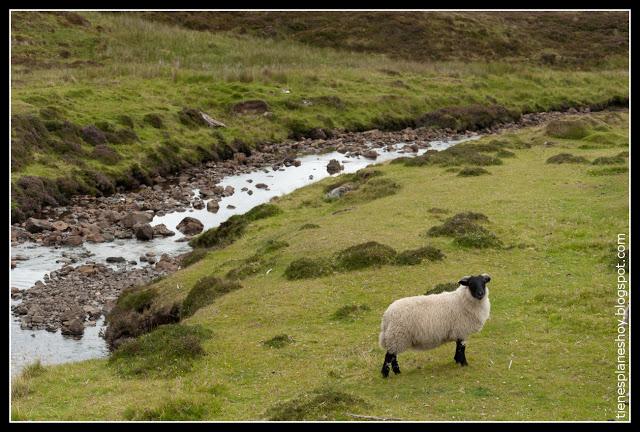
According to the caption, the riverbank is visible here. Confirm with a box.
[11,12,628,222]
[11,108,629,420]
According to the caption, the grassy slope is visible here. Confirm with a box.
[10,12,628,218]
[140,11,629,66]
[12,110,629,421]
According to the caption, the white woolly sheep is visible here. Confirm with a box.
[378,273,491,377]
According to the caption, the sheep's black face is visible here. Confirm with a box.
[459,274,491,300]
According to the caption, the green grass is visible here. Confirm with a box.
[10,12,628,221]
[11,110,628,421]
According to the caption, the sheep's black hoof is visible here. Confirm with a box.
[392,365,401,375]
[381,364,390,378]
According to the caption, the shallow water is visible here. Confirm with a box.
[9,136,479,375]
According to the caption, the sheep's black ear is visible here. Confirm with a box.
[481,273,491,283]
[458,276,471,286]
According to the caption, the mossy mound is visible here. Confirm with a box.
[546,153,590,164]
[284,257,333,280]
[335,241,397,271]
[181,277,242,318]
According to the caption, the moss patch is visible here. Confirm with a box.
[457,166,490,177]
[331,304,370,321]
[263,334,294,349]
[395,246,445,265]
[546,153,590,164]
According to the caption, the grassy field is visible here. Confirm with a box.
[11,110,629,421]
[10,11,628,221]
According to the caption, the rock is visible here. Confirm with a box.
[326,183,355,199]
[120,212,153,229]
[222,186,235,197]
[12,254,29,261]
[255,183,269,189]
[51,221,70,231]
[155,258,179,272]
[192,199,205,210]
[233,152,248,164]
[231,100,269,115]
[61,318,84,336]
[293,159,302,167]
[206,200,220,213]
[133,223,154,241]
[11,287,21,299]
[63,235,83,246]
[363,150,379,159]
[85,233,106,243]
[308,128,327,140]
[76,264,98,275]
[153,224,175,237]
[227,205,236,209]
[25,218,53,233]
[176,217,204,235]
[106,256,126,263]
[247,190,253,195]
[326,159,344,175]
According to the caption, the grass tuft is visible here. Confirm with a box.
[546,153,590,164]
[263,334,294,348]
[266,388,367,420]
[331,304,370,320]
[182,277,242,318]
[284,257,333,280]
[457,166,490,177]
[335,241,397,271]
[123,399,208,420]
[395,246,445,265]
[109,324,211,377]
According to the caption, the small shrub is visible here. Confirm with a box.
[180,249,208,268]
[263,334,294,348]
[331,304,370,320]
[266,388,367,421]
[260,239,289,254]
[11,376,30,400]
[545,119,590,140]
[425,282,459,295]
[546,153,590,164]
[591,156,626,165]
[190,204,282,249]
[496,149,516,158]
[427,212,489,237]
[91,144,122,165]
[226,255,273,280]
[457,167,490,177]
[80,125,107,145]
[335,241,397,271]
[117,288,158,313]
[143,113,165,129]
[284,257,333,280]
[182,277,242,318]
[124,399,207,420]
[587,166,628,176]
[299,223,320,230]
[109,324,211,377]
[178,107,207,128]
[453,228,503,249]
[395,246,445,265]
[351,178,400,201]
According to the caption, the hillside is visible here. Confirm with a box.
[139,11,629,67]
[10,11,629,222]
[11,110,629,420]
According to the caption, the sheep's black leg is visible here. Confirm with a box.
[391,353,401,375]
[454,340,468,366]
[381,352,394,378]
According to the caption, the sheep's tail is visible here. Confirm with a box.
[378,317,388,350]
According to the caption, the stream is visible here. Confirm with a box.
[9,135,480,375]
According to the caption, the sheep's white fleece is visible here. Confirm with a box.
[379,285,490,354]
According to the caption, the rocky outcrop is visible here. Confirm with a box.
[134,223,154,241]
[326,159,344,175]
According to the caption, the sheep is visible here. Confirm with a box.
[378,273,491,377]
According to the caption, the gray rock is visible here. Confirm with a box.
[326,159,344,175]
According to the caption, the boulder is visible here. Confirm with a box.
[134,223,154,241]
[363,150,379,159]
[120,212,153,229]
[106,256,126,263]
[152,224,175,237]
[326,159,344,175]
[222,186,235,197]
[61,318,84,336]
[62,234,82,246]
[176,217,204,235]
[255,183,269,189]
[25,218,53,233]
[326,183,355,199]
[231,100,269,115]
[51,221,70,231]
